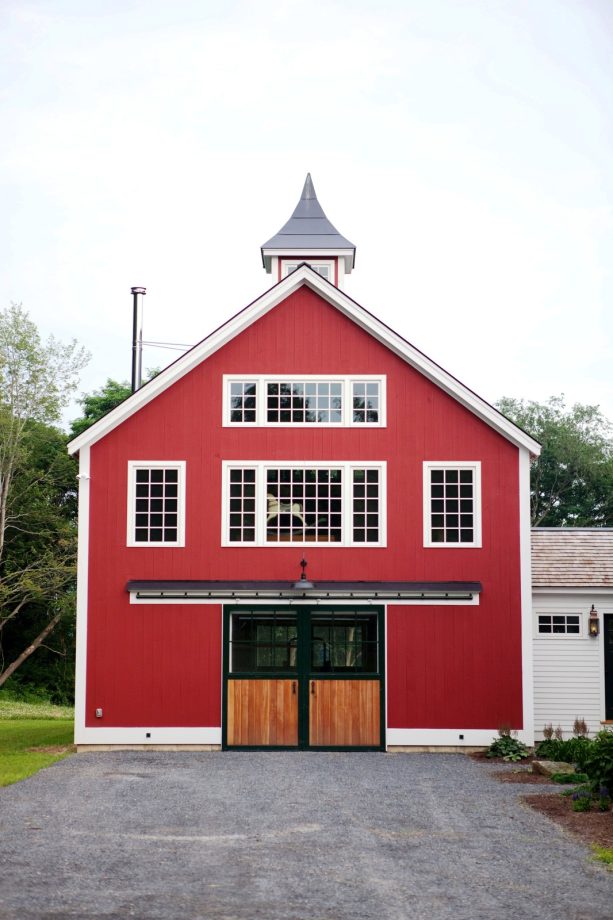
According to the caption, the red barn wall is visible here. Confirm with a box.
[85,286,522,729]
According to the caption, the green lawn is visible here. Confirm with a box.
[0,703,74,787]
[0,698,74,720]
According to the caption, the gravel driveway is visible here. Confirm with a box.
[0,751,611,920]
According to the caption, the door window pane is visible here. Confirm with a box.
[310,612,378,673]
[230,612,298,672]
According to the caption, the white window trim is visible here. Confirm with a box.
[127,460,186,547]
[534,611,584,639]
[222,460,387,548]
[223,374,387,428]
[281,259,335,281]
[423,461,482,548]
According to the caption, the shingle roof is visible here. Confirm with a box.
[532,528,613,587]
[261,174,356,260]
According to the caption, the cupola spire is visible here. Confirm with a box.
[261,174,356,287]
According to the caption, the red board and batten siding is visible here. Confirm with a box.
[85,286,522,729]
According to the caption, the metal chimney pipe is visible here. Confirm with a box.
[131,286,146,393]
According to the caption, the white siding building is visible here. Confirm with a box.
[532,528,613,740]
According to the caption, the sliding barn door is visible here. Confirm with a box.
[224,607,383,749]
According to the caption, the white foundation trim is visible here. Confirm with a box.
[74,726,222,745]
[519,447,535,746]
[74,446,90,747]
[386,728,532,747]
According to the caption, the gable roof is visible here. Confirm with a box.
[68,264,541,455]
[532,528,613,588]
[261,174,356,270]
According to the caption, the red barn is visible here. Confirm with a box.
[68,175,540,751]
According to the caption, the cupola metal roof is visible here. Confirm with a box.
[261,174,356,272]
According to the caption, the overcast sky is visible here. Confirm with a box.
[2,0,612,428]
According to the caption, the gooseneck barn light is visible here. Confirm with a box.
[293,557,314,590]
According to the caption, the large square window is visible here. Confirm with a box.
[423,462,481,548]
[127,461,186,546]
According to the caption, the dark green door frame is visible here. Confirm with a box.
[605,614,613,721]
[222,604,385,751]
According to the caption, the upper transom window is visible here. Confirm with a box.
[223,461,386,547]
[127,461,186,547]
[423,462,482,548]
[267,381,342,424]
[224,376,386,427]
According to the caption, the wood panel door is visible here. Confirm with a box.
[309,679,380,747]
[226,679,298,746]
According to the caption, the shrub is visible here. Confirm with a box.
[542,723,554,741]
[571,789,592,812]
[486,731,530,762]
[534,736,594,768]
[554,725,563,740]
[597,786,611,812]
[582,730,613,792]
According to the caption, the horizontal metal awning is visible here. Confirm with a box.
[126,580,482,601]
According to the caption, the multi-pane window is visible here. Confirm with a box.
[229,381,256,423]
[128,462,185,546]
[228,469,256,543]
[228,610,379,674]
[267,382,342,424]
[352,381,380,424]
[224,376,385,427]
[423,463,481,548]
[224,462,386,546]
[537,614,581,636]
[310,612,379,673]
[266,468,343,542]
[282,261,332,280]
[352,469,380,543]
[230,611,298,673]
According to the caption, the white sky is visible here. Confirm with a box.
[1,0,612,428]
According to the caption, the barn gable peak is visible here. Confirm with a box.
[261,174,356,287]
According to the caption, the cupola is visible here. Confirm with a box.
[261,174,356,287]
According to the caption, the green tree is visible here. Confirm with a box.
[497,395,613,527]
[0,303,89,693]
[69,378,132,439]
[69,370,159,439]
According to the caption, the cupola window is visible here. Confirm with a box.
[281,260,334,281]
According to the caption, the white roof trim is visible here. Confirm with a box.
[261,248,355,274]
[68,266,541,455]
[533,587,613,595]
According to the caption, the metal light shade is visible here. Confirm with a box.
[588,604,600,637]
